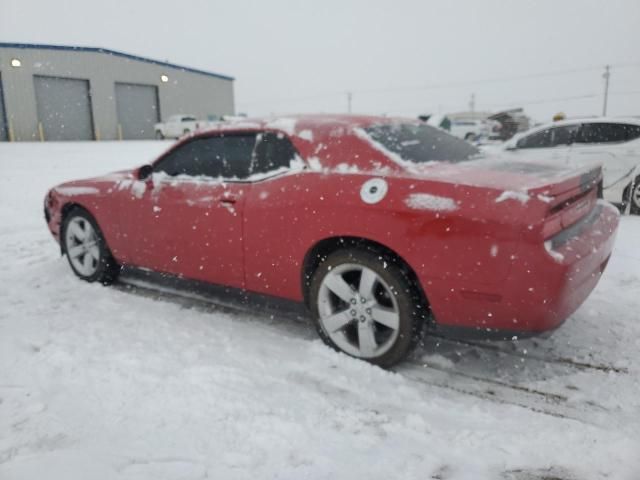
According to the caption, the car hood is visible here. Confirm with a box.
[53,169,137,195]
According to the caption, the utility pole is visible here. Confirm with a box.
[347,91,353,113]
[602,65,610,116]
[469,93,475,115]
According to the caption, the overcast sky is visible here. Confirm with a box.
[2,0,639,123]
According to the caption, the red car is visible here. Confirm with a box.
[44,115,619,367]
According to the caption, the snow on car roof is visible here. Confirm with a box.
[197,114,416,134]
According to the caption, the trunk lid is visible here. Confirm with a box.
[410,155,601,198]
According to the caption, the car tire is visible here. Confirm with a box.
[629,177,640,215]
[464,132,475,142]
[61,208,120,285]
[309,248,426,368]
[183,129,190,135]
[155,130,164,140]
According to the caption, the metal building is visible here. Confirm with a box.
[0,43,235,141]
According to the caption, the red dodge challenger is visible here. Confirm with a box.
[44,115,619,367]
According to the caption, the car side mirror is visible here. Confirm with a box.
[138,164,153,181]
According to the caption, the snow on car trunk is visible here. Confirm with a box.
[1,141,639,480]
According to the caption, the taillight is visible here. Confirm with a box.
[542,213,563,239]
[542,186,597,240]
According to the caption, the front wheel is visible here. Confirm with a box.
[309,248,425,368]
[61,209,120,284]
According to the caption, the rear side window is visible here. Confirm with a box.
[516,129,552,148]
[364,123,479,163]
[154,134,256,179]
[252,132,299,174]
[576,123,640,144]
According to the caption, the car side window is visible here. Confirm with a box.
[153,137,225,177]
[222,135,257,178]
[251,132,299,175]
[153,134,256,179]
[550,125,579,147]
[516,129,552,149]
[624,125,640,141]
[575,123,629,144]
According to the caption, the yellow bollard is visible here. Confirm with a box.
[117,124,123,141]
[8,119,14,142]
[95,126,101,141]
[38,122,45,142]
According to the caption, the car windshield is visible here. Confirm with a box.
[364,123,480,164]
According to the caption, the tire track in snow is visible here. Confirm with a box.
[113,276,616,427]
[428,335,628,374]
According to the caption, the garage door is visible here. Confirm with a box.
[0,74,9,141]
[33,75,94,141]
[115,83,160,140]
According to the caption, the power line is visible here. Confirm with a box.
[237,62,640,108]
[381,90,639,117]
[485,93,599,109]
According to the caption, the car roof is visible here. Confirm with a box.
[526,116,640,132]
[180,114,424,171]
[198,114,405,134]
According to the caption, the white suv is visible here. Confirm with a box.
[503,118,640,213]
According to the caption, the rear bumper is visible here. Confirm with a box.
[426,200,619,335]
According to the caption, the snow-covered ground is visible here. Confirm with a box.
[1,141,639,480]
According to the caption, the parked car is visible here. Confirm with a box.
[44,115,619,367]
[503,118,640,213]
[154,114,199,139]
[449,118,499,142]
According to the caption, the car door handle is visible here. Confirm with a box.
[219,196,237,204]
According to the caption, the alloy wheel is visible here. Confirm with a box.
[65,217,100,277]
[317,263,400,359]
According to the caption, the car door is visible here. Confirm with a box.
[243,131,307,299]
[119,133,256,289]
[569,123,640,193]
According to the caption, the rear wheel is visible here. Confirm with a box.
[630,178,640,215]
[309,248,425,368]
[61,208,120,284]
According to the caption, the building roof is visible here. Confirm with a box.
[0,42,234,81]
